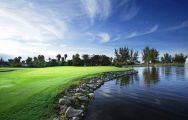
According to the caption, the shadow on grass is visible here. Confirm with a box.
[0,69,17,72]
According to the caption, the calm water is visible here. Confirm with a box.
[84,66,188,120]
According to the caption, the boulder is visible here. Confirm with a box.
[59,105,67,113]
[71,117,80,120]
[53,117,59,120]
[59,96,71,106]
[81,104,85,109]
[88,93,94,98]
[86,84,95,89]
[65,107,83,118]
[78,96,88,101]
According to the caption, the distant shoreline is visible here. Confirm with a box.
[127,63,184,67]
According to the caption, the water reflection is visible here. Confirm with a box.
[161,67,172,77]
[185,64,188,79]
[175,66,185,77]
[116,74,139,86]
[115,67,160,86]
[85,67,188,120]
[143,67,160,86]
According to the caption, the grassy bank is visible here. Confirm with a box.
[0,66,129,120]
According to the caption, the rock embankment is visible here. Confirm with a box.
[54,70,138,120]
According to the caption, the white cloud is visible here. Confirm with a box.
[149,25,159,33]
[126,25,159,39]
[85,32,111,43]
[0,0,142,58]
[126,32,137,38]
[81,0,98,19]
[0,6,68,42]
[81,0,111,23]
[97,33,111,43]
[117,0,131,7]
[111,25,158,41]
[118,0,140,21]
[163,21,188,31]
[0,1,70,58]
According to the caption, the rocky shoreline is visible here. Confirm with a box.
[53,70,138,120]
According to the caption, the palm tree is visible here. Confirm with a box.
[56,54,61,61]
[61,57,65,66]
[64,54,67,61]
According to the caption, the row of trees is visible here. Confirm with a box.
[141,47,187,66]
[161,53,187,64]
[0,46,187,67]
[114,46,187,66]
[0,54,113,67]
[113,46,160,66]
[68,54,112,66]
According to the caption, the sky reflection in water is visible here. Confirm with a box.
[84,66,188,120]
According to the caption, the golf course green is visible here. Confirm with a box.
[0,66,128,120]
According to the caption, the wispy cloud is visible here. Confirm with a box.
[81,0,111,23]
[86,32,111,43]
[0,0,114,57]
[0,2,68,42]
[116,0,140,21]
[0,1,70,57]
[112,20,188,41]
[1,0,186,58]
[111,25,158,41]
[123,2,139,20]
[163,21,188,31]
[124,25,159,39]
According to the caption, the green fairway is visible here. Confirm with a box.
[0,66,128,120]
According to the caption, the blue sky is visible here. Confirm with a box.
[0,0,188,60]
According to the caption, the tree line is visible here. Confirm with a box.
[0,46,187,67]
[113,46,187,66]
[0,53,113,67]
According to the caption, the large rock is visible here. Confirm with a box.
[53,117,59,120]
[78,96,88,101]
[88,93,94,98]
[59,105,67,113]
[59,96,71,106]
[71,117,80,120]
[86,84,95,89]
[65,107,83,117]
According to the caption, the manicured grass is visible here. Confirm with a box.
[0,66,129,120]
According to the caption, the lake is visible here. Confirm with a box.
[84,66,188,120]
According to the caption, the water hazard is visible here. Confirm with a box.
[84,66,188,120]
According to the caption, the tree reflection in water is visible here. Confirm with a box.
[143,67,160,86]
[185,64,188,79]
[161,67,172,77]
[115,73,139,86]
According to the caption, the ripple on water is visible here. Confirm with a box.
[84,67,188,120]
